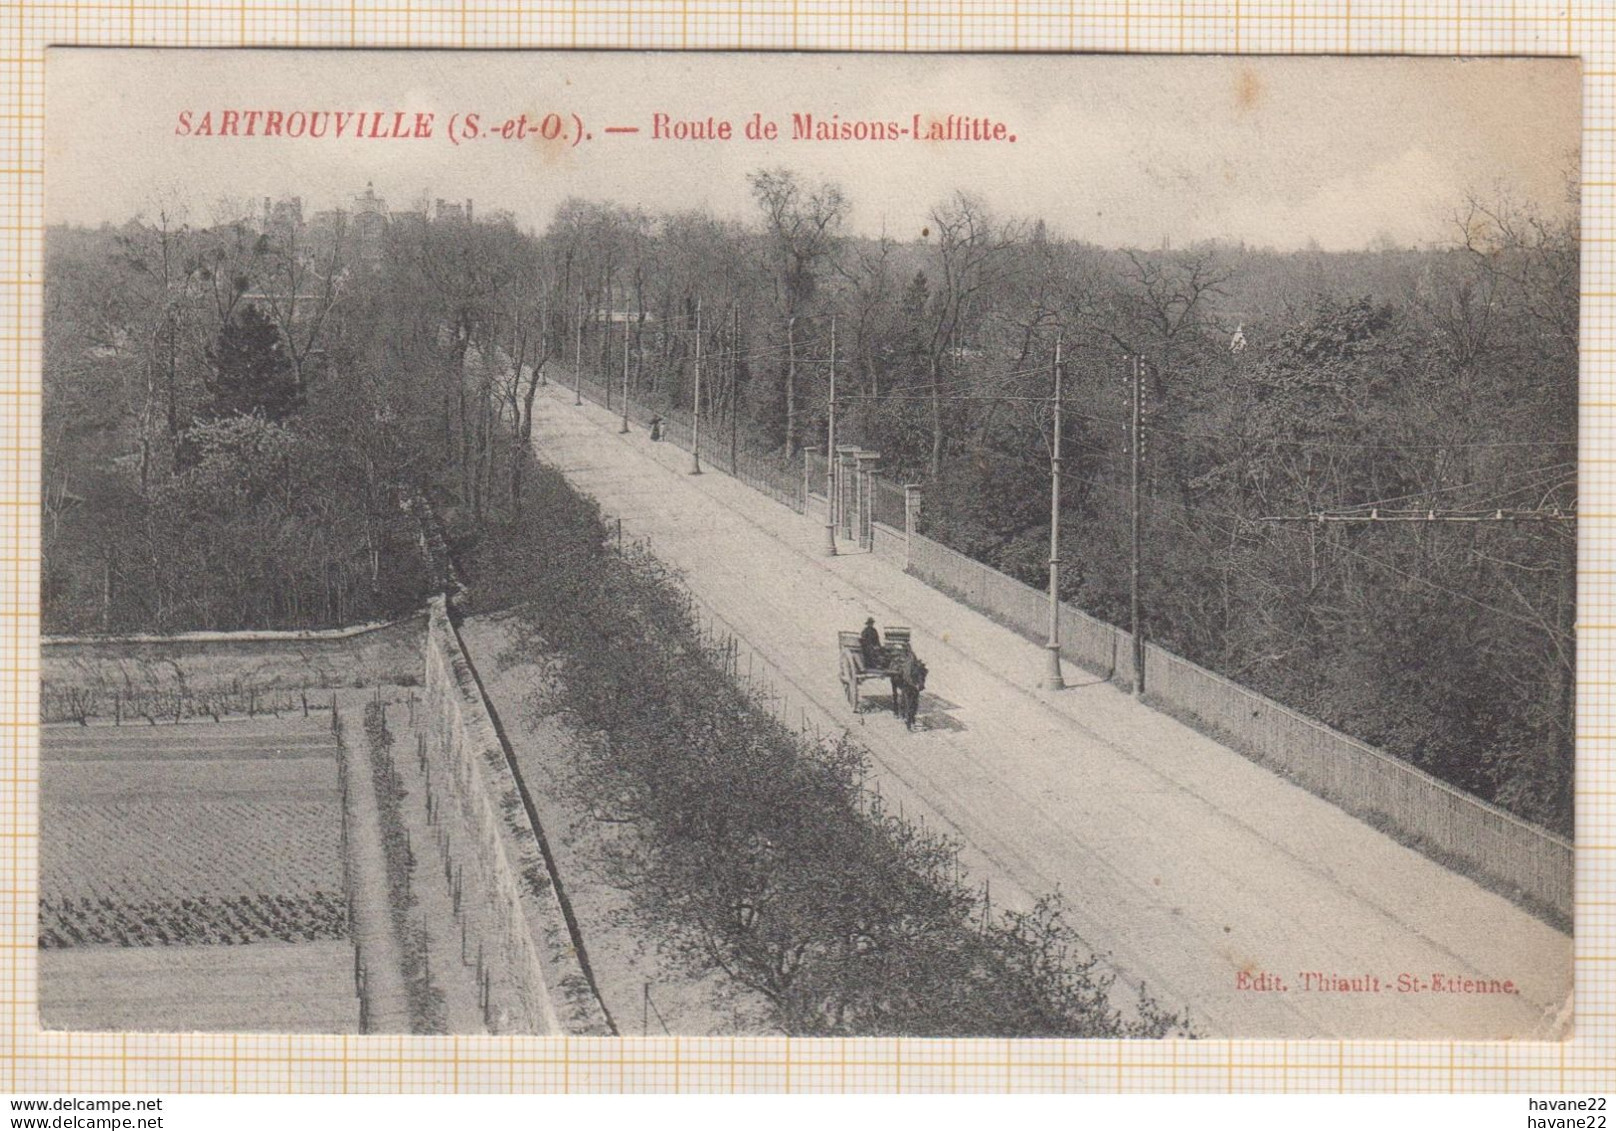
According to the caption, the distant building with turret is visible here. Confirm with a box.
[351,182,389,267]
[262,195,303,232]
[250,185,480,270]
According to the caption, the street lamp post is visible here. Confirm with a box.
[619,314,630,433]
[573,294,583,407]
[823,316,837,556]
[689,299,703,475]
[1130,353,1145,696]
[1043,334,1066,690]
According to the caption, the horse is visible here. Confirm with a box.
[888,652,928,730]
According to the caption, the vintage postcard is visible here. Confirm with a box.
[38,49,1577,1041]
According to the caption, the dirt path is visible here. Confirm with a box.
[372,693,491,1034]
[351,689,542,1034]
[333,690,410,1032]
[530,385,1572,1040]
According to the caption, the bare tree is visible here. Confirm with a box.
[1111,246,1231,399]
[749,168,848,456]
[111,202,212,490]
[498,260,555,512]
[259,210,348,395]
[1456,170,1579,376]
[920,192,1021,477]
[830,231,899,398]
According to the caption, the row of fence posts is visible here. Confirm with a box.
[573,368,807,515]
[684,596,833,749]
[416,693,504,1033]
[73,684,327,727]
[657,576,823,742]
[330,692,375,1032]
[602,474,1009,1024]
[675,565,1002,938]
[373,695,428,1030]
[574,360,931,568]
[384,700,415,899]
[378,686,507,1033]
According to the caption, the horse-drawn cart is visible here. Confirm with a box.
[837,626,916,714]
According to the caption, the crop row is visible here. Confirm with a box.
[43,797,344,902]
[42,684,330,726]
[39,891,349,948]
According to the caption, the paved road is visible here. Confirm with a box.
[530,385,1572,1039]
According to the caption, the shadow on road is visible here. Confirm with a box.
[861,691,966,734]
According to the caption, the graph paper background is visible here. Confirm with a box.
[1,0,1612,1094]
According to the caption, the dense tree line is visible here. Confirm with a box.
[44,168,1577,833]
[519,174,1577,836]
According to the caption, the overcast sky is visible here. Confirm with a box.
[47,50,1578,251]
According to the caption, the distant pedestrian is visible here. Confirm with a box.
[649,414,663,441]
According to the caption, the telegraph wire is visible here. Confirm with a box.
[1076,477,1573,645]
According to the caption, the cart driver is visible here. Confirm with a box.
[859,617,884,669]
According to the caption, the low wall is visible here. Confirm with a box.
[904,527,1570,921]
[906,529,1138,688]
[422,597,613,1035]
[572,372,804,512]
[44,622,400,646]
[1145,644,1573,919]
[42,616,427,723]
[803,496,906,568]
[870,519,907,568]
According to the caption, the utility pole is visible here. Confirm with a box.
[619,314,630,433]
[689,299,703,474]
[824,316,838,556]
[729,304,740,474]
[1043,334,1066,690]
[537,304,547,386]
[786,318,797,459]
[1130,353,1145,697]
[573,294,583,407]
